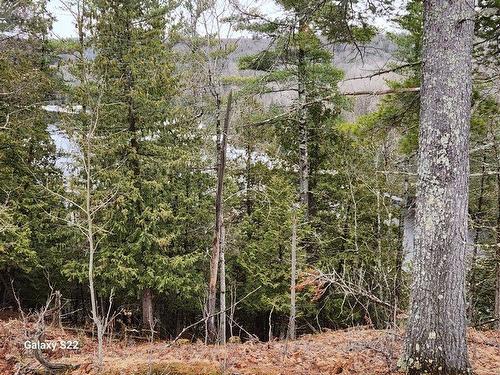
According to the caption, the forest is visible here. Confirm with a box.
[0,0,499,374]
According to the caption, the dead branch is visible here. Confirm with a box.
[341,61,421,82]
[167,285,261,347]
[301,269,402,314]
[250,87,421,126]
[12,286,79,373]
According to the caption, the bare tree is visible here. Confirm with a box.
[297,18,309,216]
[39,2,118,370]
[219,224,227,344]
[208,90,233,343]
[490,112,500,330]
[288,204,298,340]
[84,105,115,371]
[403,0,475,373]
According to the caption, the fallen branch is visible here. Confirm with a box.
[473,317,500,328]
[33,330,79,373]
[11,285,79,373]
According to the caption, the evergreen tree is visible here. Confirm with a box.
[61,0,211,332]
[0,0,70,304]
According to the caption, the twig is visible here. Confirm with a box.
[166,286,262,347]
[250,87,420,126]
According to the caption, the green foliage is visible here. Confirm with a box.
[475,0,500,70]
[56,0,212,318]
[233,174,305,313]
[238,50,278,71]
[2,0,498,338]
[0,0,72,303]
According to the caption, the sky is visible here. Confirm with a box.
[47,0,283,39]
[47,0,76,38]
[47,0,402,39]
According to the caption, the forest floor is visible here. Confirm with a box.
[1,317,499,375]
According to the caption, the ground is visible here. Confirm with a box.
[1,318,499,375]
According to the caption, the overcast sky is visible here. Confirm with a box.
[47,0,401,39]
[47,0,283,39]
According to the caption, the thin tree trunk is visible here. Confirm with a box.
[394,175,409,322]
[404,1,474,373]
[207,90,232,343]
[268,305,274,342]
[51,290,62,328]
[86,132,102,370]
[468,155,487,322]
[288,206,297,340]
[297,18,309,217]
[245,143,253,216]
[495,164,500,330]
[86,134,104,372]
[219,224,226,345]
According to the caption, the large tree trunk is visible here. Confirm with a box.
[207,90,232,343]
[404,1,474,374]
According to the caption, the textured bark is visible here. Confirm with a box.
[404,0,474,374]
[207,90,232,343]
[142,288,153,328]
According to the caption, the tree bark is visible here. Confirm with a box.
[297,18,309,217]
[468,156,487,322]
[207,90,232,343]
[51,290,62,328]
[219,224,226,344]
[404,0,474,374]
[142,288,154,328]
[394,175,409,322]
[245,142,253,216]
[288,206,297,340]
[495,162,500,330]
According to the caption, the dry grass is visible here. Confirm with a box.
[1,318,499,375]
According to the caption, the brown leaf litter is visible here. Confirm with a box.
[1,319,498,374]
